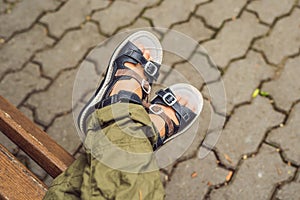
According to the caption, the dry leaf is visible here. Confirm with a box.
[224,153,232,164]
[191,171,197,178]
[226,171,233,181]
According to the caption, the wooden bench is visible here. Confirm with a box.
[0,96,75,199]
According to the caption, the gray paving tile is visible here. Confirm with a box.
[47,112,81,154]
[92,0,158,35]
[0,25,54,77]
[0,0,60,39]
[172,16,214,42]
[275,172,300,200]
[203,11,268,68]
[165,152,229,200]
[196,0,246,28]
[16,150,47,180]
[0,63,50,106]
[41,0,110,37]
[267,103,300,165]
[216,97,284,167]
[247,0,295,24]
[27,69,77,125]
[34,22,105,78]
[144,0,207,28]
[0,132,18,153]
[172,51,220,89]
[222,50,275,114]
[262,56,300,111]
[254,9,300,65]
[210,144,296,200]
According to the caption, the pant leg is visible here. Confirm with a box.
[44,103,165,200]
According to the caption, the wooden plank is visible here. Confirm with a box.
[0,144,47,200]
[0,96,75,178]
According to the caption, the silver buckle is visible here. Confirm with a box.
[162,92,177,106]
[144,61,158,77]
[149,104,163,115]
[141,79,151,94]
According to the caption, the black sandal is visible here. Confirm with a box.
[146,83,203,150]
[78,31,163,134]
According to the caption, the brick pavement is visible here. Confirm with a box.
[0,0,299,199]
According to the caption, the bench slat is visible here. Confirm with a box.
[0,144,47,200]
[0,96,75,178]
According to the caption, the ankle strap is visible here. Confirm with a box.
[95,90,142,109]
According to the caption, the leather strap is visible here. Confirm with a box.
[95,90,142,109]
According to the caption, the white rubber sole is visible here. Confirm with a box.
[77,31,163,135]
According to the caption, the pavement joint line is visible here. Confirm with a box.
[112,0,164,36]
[168,0,211,30]
[1,0,66,43]
[36,21,60,42]
[219,10,271,74]
[0,24,56,82]
[244,8,272,27]
[270,167,300,200]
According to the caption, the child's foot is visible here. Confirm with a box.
[109,45,152,99]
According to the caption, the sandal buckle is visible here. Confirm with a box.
[162,92,177,106]
[149,104,163,115]
[141,79,151,94]
[144,61,158,77]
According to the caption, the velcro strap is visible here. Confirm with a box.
[95,90,142,109]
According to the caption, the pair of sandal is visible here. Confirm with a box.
[78,31,203,150]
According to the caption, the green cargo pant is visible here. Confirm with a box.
[43,103,165,200]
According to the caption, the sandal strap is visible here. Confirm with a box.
[147,104,175,137]
[95,90,142,109]
[155,88,195,124]
[115,69,151,95]
[116,41,161,82]
[151,88,197,136]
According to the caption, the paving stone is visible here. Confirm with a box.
[196,0,246,28]
[254,9,300,65]
[41,0,110,37]
[0,0,7,14]
[0,24,54,77]
[27,69,76,125]
[144,0,206,28]
[0,63,50,106]
[222,50,275,114]
[165,152,229,200]
[275,172,300,200]
[16,150,47,180]
[182,99,225,158]
[267,103,300,165]
[201,80,227,115]
[203,12,268,68]
[216,97,284,167]
[72,60,100,110]
[262,56,300,111]
[47,112,81,154]
[172,16,214,42]
[19,106,34,121]
[0,0,60,39]
[92,0,159,35]
[0,132,18,153]
[247,0,295,24]
[34,23,105,78]
[123,18,152,32]
[43,175,54,187]
[173,50,221,89]
[210,144,296,199]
